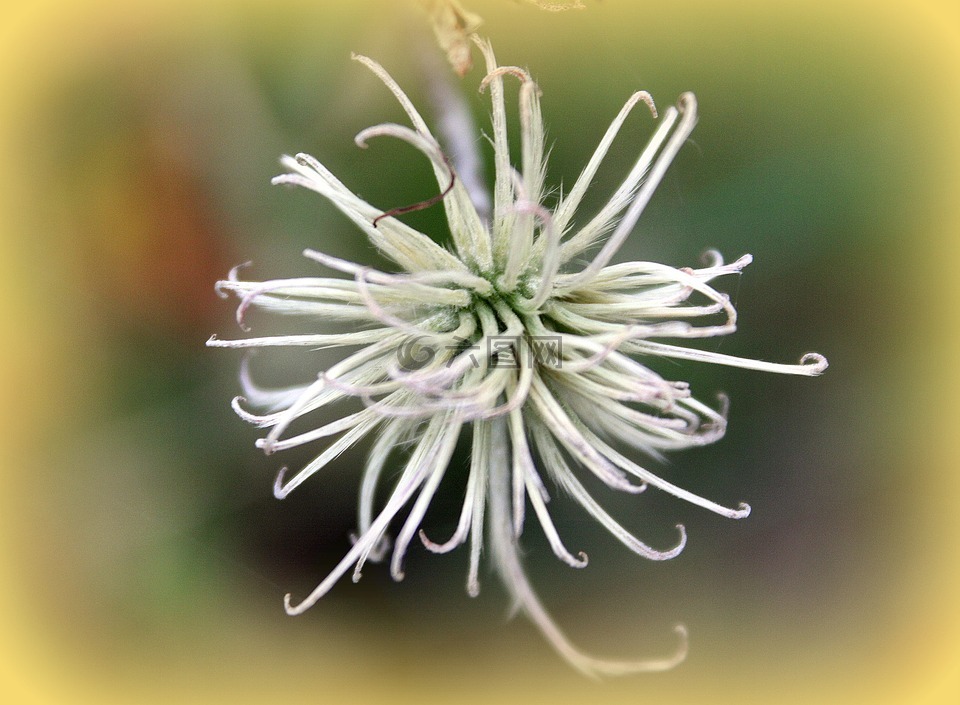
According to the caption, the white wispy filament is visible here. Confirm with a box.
[208,40,827,676]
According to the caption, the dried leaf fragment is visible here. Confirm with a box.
[420,0,484,76]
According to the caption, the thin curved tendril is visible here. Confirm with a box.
[373,151,456,227]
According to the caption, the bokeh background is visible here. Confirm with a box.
[1,0,959,703]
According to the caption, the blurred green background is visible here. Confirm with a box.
[1,1,959,703]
